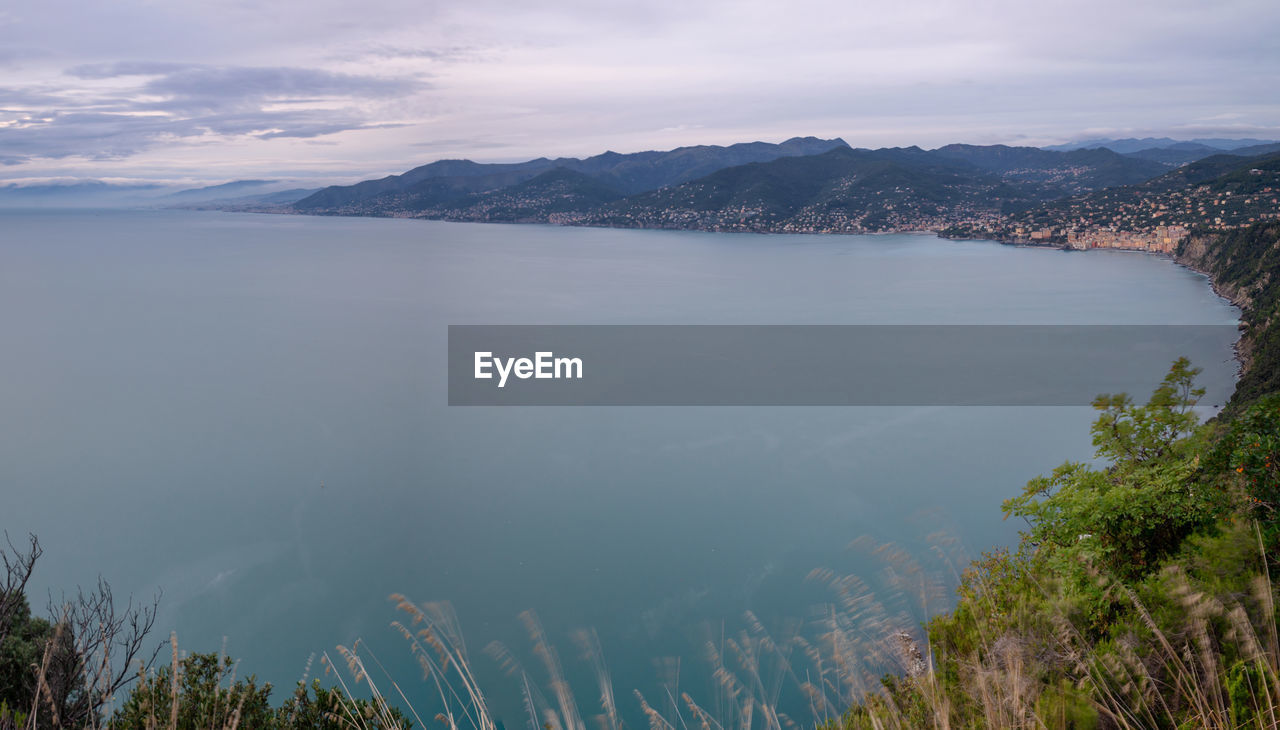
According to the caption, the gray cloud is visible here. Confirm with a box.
[0,109,404,162]
[410,139,512,149]
[258,121,413,140]
[0,88,74,107]
[334,44,476,62]
[0,63,427,163]
[143,65,421,101]
[67,61,196,79]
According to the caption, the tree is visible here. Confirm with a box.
[1003,358,1225,590]
[37,579,161,728]
[1,535,48,728]
[0,534,42,654]
[0,534,161,729]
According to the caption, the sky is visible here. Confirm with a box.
[2,0,1279,186]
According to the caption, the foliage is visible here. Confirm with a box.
[2,533,411,729]
[1179,221,1280,410]
[1033,680,1098,730]
[836,360,1280,728]
[112,650,275,730]
[0,593,51,720]
[277,679,413,730]
[1208,392,1280,548]
[0,534,45,721]
[1003,358,1224,593]
[111,651,414,730]
[1,534,161,728]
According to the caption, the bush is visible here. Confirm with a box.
[1207,392,1280,552]
[0,593,52,719]
[112,649,275,730]
[112,647,414,729]
[1003,358,1225,594]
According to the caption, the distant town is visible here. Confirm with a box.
[56,135,1260,257]
[943,165,1280,252]
[264,137,1280,257]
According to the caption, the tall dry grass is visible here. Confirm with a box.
[9,530,1270,728]
[318,527,1280,730]
[327,535,964,730]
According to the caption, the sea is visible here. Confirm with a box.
[0,208,1241,726]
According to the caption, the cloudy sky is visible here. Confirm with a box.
[2,0,1278,185]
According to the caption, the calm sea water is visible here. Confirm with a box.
[0,209,1240,724]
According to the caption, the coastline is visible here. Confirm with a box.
[1173,243,1254,382]
[197,204,1257,380]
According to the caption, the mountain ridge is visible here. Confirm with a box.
[287,140,1175,231]
[292,136,849,213]
[1045,136,1279,153]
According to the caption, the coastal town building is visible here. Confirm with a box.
[1065,225,1188,252]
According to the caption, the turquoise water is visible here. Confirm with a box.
[0,209,1240,723]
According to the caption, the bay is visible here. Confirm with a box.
[0,209,1240,724]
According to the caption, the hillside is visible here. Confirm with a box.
[1036,137,1280,168]
[933,144,1167,192]
[578,144,1173,233]
[285,140,1175,231]
[577,146,1023,232]
[430,168,626,222]
[1178,221,1280,410]
[1044,136,1278,153]
[292,136,848,214]
[944,150,1280,245]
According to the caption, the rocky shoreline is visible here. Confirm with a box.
[1174,236,1256,382]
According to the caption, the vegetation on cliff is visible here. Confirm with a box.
[839,363,1280,728]
[827,224,1280,728]
[1180,221,1280,411]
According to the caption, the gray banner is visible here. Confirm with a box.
[447,325,1239,406]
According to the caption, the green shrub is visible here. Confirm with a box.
[1207,393,1280,552]
[111,649,414,729]
[112,651,274,729]
[1004,359,1225,602]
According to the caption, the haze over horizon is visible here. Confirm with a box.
[2,0,1278,186]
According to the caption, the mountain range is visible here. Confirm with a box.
[1043,137,1279,154]
[288,140,1184,232]
[3,135,1277,219]
[291,136,848,213]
